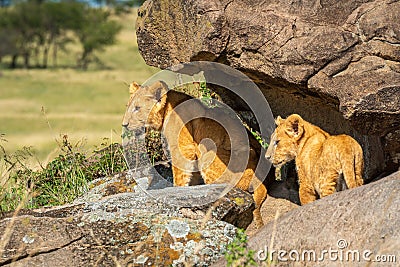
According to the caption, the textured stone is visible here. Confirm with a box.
[213,171,400,266]
[0,209,236,266]
[74,166,255,229]
[0,165,258,266]
[245,195,299,237]
[136,0,400,180]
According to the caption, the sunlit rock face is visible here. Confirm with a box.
[136,0,400,180]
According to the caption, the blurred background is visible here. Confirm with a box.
[0,0,158,164]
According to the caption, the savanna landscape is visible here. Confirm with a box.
[0,3,160,211]
[0,6,157,161]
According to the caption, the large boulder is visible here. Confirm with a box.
[213,171,400,266]
[0,206,235,266]
[245,196,299,237]
[136,0,400,181]
[74,165,256,229]
[0,168,256,266]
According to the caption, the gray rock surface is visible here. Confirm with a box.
[0,167,256,266]
[74,168,256,229]
[136,0,400,180]
[0,208,235,266]
[245,195,299,237]
[214,171,400,266]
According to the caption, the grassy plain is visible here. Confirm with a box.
[0,10,159,163]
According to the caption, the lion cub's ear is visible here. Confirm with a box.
[129,82,141,95]
[275,116,284,126]
[284,114,304,140]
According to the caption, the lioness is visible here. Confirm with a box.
[122,81,268,227]
[265,114,363,205]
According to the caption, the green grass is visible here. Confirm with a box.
[225,228,257,267]
[0,9,154,211]
[0,135,127,212]
[0,9,159,162]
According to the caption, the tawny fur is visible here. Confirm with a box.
[123,81,267,228]
[265,114,364,205]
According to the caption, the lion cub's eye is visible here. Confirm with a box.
[274,140,280,146]
[133,106,140,112]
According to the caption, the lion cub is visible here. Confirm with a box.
[123,81,268,228]
[265,114,363,205]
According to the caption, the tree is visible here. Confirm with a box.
[75,8,121,70]
[0,1,44,68]
[0,9,16,63]
[14,1,43,68]
[40,1,83,68]
[0,1,121,69]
